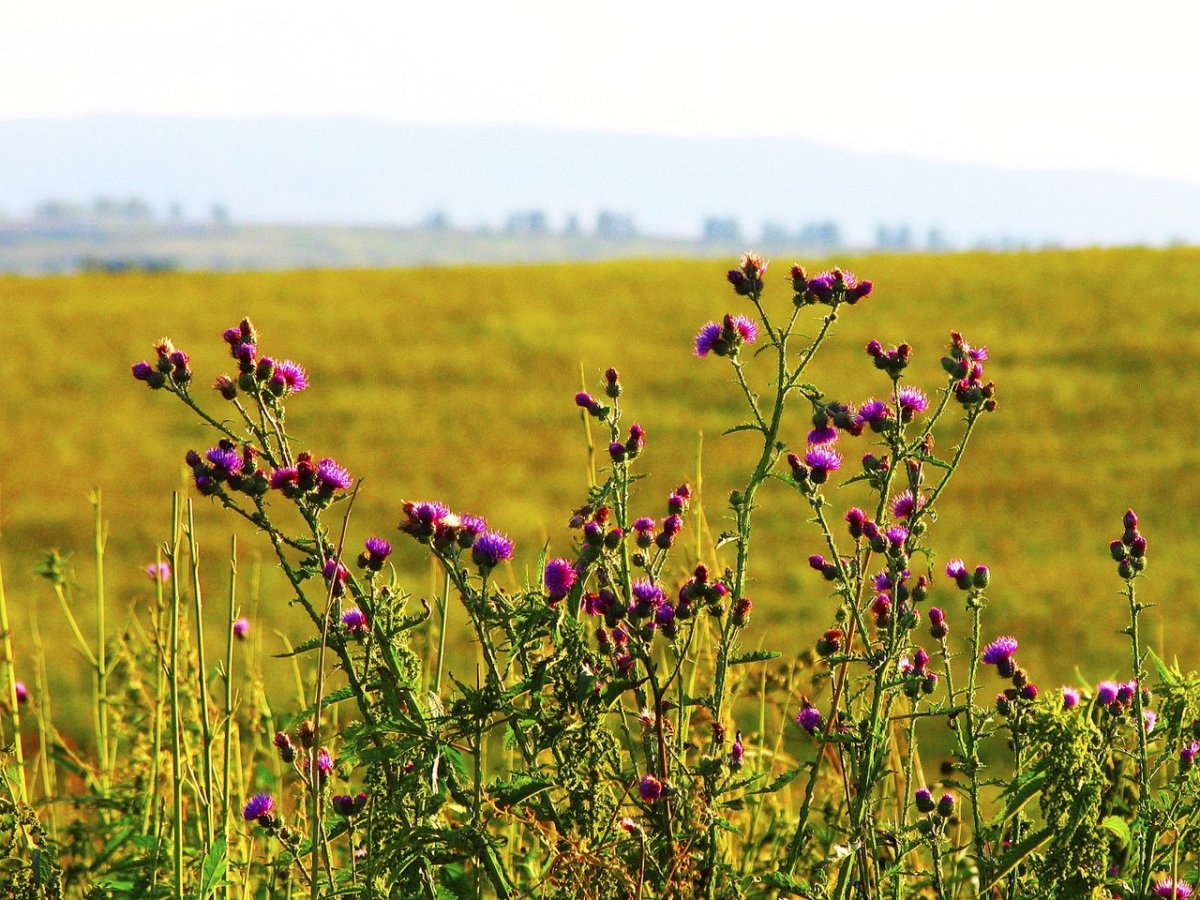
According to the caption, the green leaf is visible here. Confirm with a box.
[490,774,553,809]
[198,836,228,899]
[1101,815,1131,848]
[982,827,1053,893]
[912,451,952,471]
[988,764,1048,828]
[749,766,802,795]
[730,650,782,666]
[723,422,765,436]
[273,635,326,658]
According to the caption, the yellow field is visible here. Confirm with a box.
[2,248,1198,730]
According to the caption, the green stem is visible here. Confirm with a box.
[0,558,27,805]
[91,491,111,788]
[169,494,185,896]
[186,499,216,850]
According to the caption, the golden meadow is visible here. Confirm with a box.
[2,247,1198,735]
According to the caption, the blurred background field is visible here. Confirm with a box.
[2,246,1198,738]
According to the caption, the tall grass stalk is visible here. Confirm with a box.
[185,498,216,850]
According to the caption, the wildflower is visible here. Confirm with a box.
[342,607,369,637]
[269,467,299,491]
[14,682,29,705]
[1153,878,1194,899]
[1062,687,1081,710]
[885,526,908,550]
[206,444,244,478]
[274,731,296,764]
[270,360,308,394]
[694,314,759,358]
[457,515,487,548]
[243,793,276,822]
[146,562,171,583]
[626,422,646,456]
[638,773,663,802]
[544,558,577,603]
[914,787,935,813]
[472,531,514,571]
[1116,680,1137,705]
[620,816,642,834]
[981,637,1019,678]
[359,537,392,572]
[233,617,250,640]
[945,559,972,590]
[399,501,451,540]
[1020,683,1039,701]
[1096,680,1120,706]
[305,748,334,780]
[815,628,843,657]
[1181,742,1199,771]
[796,702,823,735]
[727,252,767,295]
[845,508,867,538]
[694,322,722,357]
[973,565,991,588]
[856,398,892,432]
[316,457,352,494]
[891,491,922,520]
[730,733,745,769]
[1144,709,1158,734]
[936,792,956,817]
[928,607,949,639]
[633,517,655,548]
[322,559,349,597]
[804,445,842,484]
[332,792,368,817]
[897,386,929,422]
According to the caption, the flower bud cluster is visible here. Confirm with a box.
[792,266,873,306]
[1109,508,1148,579]
[132,338,192,390]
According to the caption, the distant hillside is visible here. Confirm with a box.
[1,117,1197,248]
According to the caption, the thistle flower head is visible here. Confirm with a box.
[316,457,353,492]
[206,445,243,475]
[1061,686,1081,710]
[981,636,1018,666]
[891,491,922,520]
[694,322,722,357]
[233,617,250,640]
[1154,878,1194,899]
[796,703,823,735]
[472,531,514,570]
[342,607,369,636]
[1096,680,1119,706]
[272,359,308,393]
[14,682,29,705]
[638,773,663,802]
[804,445,842,477]
[945,559,967,579]
[897,386,929,419]
[146,562,171,583]
[243,793,276,822]
[544,558,577,601]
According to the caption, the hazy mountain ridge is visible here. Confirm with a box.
[1,116,1197,248]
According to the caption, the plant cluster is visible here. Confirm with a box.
[2,256,1199,898]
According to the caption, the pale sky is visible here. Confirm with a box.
[3,0,1199,185]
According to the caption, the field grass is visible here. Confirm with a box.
[2,247,1199,736]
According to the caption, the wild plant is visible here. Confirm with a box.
[0,256,1198,898]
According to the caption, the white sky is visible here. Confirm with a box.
[2,0,1199,185]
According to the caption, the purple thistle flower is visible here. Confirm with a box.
[914,787,935,813]
[1154,878,1194,899]
[243,793,276,822]
[694,322,722,357]
[269,467,298,490]
[323,559,348,597]
[891,491,921,520]
[544,558,577,602]
[206,446,243,475]
[233,617,250,640]
[14,681,29,705]
[310,747,334,776]
[945,559,967,579]
[272,359,308,392]
[1096,680,1119,706]
[885,526,909,549]
[729,314,758,344]
[342,607,369,636]
[633,517,655,533]
[1062,687,1081,710]
[897,386,929,420]
[472,531,514,570]
[1144,709,1158,734]
[364,537,392,567]
[146,562,171,583]
[638,774,663,802]
[316,458,352,492]
[807,424,839,445]
[574,391,595,408]
[1182,742,1200,768]
[856,398,891,429]
[796,704,823,735]
[804,445,842,482]
[459,515,487,537]
[981,636,1018,666]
